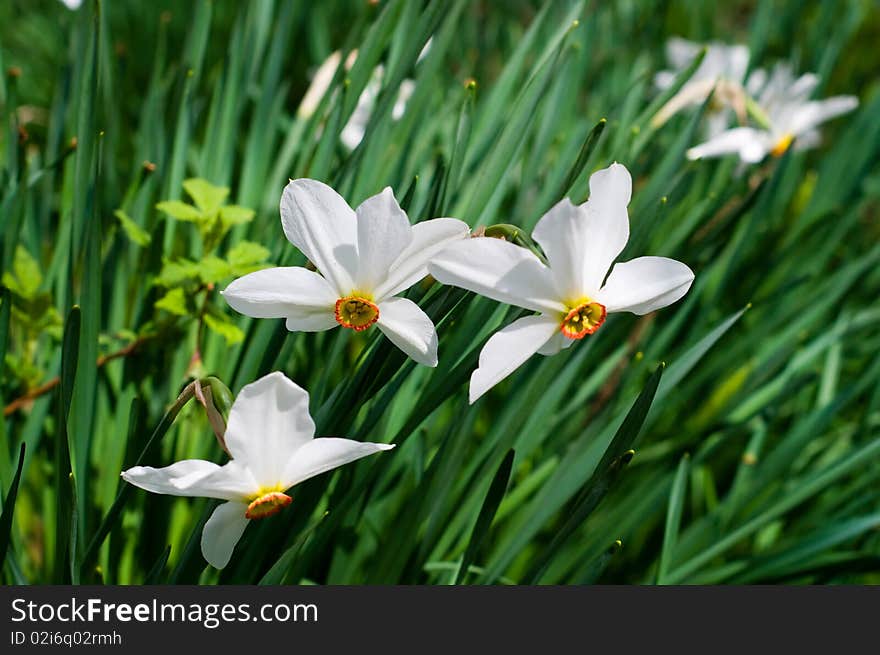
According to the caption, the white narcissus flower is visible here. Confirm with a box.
[653,37,751,136]
[121,372,393,569]
[687,63,859,163]
[428,163,694,404]
[222,180,470,367]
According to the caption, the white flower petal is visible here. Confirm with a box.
[222,267,337,319]
[280,179,358,294]
[596,256,694,315]
[224,372,316,487]
[428,237,564,314]
[787,73,820,106]
[578,163,633,292]
[469,315,560,404]
[373,217,470,300]
[201,501,250,569]
[285,311,339,332]
[375,296,438,367]
[392,79,415,120]
[666,37,701,70]
[341,67,383,150]
[531,198,591,300]
[355,187,413,292]
[297,51,342,119]
[686,127,769,163]
[281,438,394,490]
[536,330,575,356]
[121,460,257,501]
[789,96,858,137]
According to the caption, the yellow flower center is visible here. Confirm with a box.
[770,133,794,157]
[334,295,380,331]
[560,299,606,339]
[245,490,292,520]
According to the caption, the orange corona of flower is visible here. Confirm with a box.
[560,301,607,339]
[334,296,380,331]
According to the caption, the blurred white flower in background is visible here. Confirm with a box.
[59,0,82,8]
[653,36,751,137]
[297,38,431,149]
[687,63,859,163]
[122,372,394,569]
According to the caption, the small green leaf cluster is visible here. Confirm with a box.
[151,179,270,344]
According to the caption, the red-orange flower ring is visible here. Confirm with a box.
[245,491,292,520]
[335,296,380,331]
[560,300,606,339]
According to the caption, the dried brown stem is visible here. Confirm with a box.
[3,335,152,417]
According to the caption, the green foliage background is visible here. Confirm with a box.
[1,0,878,584]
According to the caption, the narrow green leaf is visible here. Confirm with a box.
[455,449,515,584]
[54,306,80,583]
[657,453,690,584]
[522,364,664,584]
[559,118,606,203]
[145,545,172,585]
[0,443,25,571]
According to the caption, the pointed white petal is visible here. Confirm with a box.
[121,459,257,501]
[536,330,575,356]
[222,267,337,319]
[654,70,676,91]
[373,217,470,300]
[224,372,316,487]
[787,73,820,105]
[686,127,769,163]
[285,312,339,332]
[428,238,564,314]
[340,67,383,150]
[469,315,560,404]
[281,438,394,489]
[297,51,342,119]
[666,37,701,70]
[726,44,750,84]
[375,296,438,367]
[280,179,358,294]
[201,502,250,569]
[392,79,415,120]
[531,198,592,300]
[745,67,767,96]
[577,163,633,292]
[596,256,694,315]
[355,187,413,291]
[789,96,858,137]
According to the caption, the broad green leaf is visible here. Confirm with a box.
[155,200,203,222]
[219,205,256,227]
[204,314,244,345]
[114,209,152,247]
[227,240,270,266]
[198,256,233,284]
[154,288,188,316]
[2,245,42,299]
[183,178,229,215]
[156,258,200,286]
